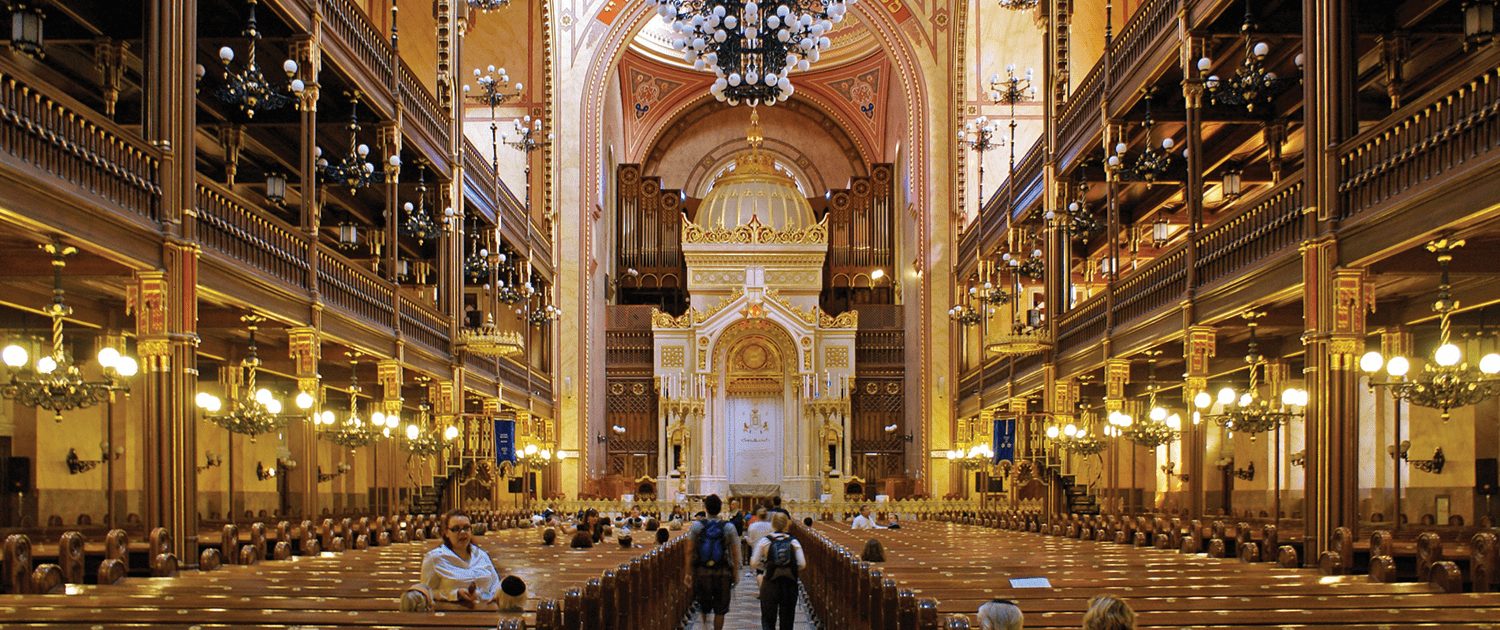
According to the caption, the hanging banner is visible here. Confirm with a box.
[992,418,1016,466]
[494,419,517,465]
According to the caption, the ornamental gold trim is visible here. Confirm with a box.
[652,308,694,329]
[682,215,828,245]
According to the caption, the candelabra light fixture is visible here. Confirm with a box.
[198,451,224,472]
[66,448,103,475]
[464,230,493,286]
[1160,460,1190,482]
[1194,312,1308,437]
[1046,421,1108,457]
[1111,353,1183,449]
[1107,94,1176,185]
[1217,458,1256,481]
[1389,440,1446,474]
[2,241,137,422]
[502,115,552,154]
[1044,181,1101,239]
[1196,1,1303,116]
[212,0,304,119]
[466,0,511,12]
[399,166,454,245]
[400,396,451,458]
[197,315,300,441]
[996,0,1040,10]
[654,0,857,106]
[314,359,396,451]
[256,457,296,481]
[517,442,567,469]
[946,443,997,470]
[316,93,400,194]
[958,115,1004,206]
[317,462,354,482]
[1361,239,1500,420]
[525,287,563,328]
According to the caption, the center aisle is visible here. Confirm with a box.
[689,569,816,630]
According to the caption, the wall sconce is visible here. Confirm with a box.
[1160,460,1190,483]
[884,424,914,443]
[256,461,276,480]
[1389,440,1445,474]
[1216,458,1255,481]
[265,172,288,206]
[1290,449,1306,468]
[598,425,625,443]
[198,451,224,472]
[1466,0,1496,48]
[317,462,353,482]
[66,448,102,474]
[100,441,123,460]
[9,1,44,59]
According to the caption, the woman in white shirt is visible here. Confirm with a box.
[419,510,501,608]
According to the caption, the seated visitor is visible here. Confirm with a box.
[419,510,500,609]
[977,599,1023,630]
[496,575,527,613]
[645,517,660,531]
[623,505,646,529]
[656,528,671,544]
[1082,594,1135,630]
[541,527,557,546]
[851,505,885,530]
[860,538,885,563]
[803,517,814,528]
[569,530,594,548]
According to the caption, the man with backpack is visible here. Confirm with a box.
[750,512,806,630]
[683,494,740,630]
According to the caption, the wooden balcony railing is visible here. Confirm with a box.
[398,61,450,156]
[855,331,904,365]
[464,138,499,210]
[0,58,161,222]
[399,294,451,353]
[1107,0,1180,90]
[320,0,394,91]
[498,356,532,392]
[1113,246,1188,326]
[1055,291,1108,355]
[196,180,313,290]
[1194,172,1305,287]
[1339,53,1500,221]
[462,351,499,382]
[317,248,395,329]
[1056,61,1105,170]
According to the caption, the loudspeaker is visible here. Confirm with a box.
[1477,458,1498,496]
[6,457,31,493]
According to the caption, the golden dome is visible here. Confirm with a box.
[695,109,816,232]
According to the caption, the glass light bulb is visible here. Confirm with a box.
[1281,389,1299,406]
[1192,411,1201,425]
[1046,426,1059,439]
[1238,393,1253,407]
[539,449,551,460]
[96,347,120,368]
[1217,387,1236,405]
[557,451,568,460]
[196,392,214,408]
[444,426,459,440]
[1194,391,1212,409]
[1118,414,1133,427]
[372,411,386,427]
[1063,424,1077,437]
[265,399,282,414]
[1360,351,1384,373]
[116,357,138,377]
[406,424,420,440]
[1481,353,1500,374]
[321,410,335,425]
[525,444,538,455]
[207,397,222,413]
[36,356,56,374]
[1166,414,1181,430]
[2,345,27,367]
[1387,356,1410,377]
[1150,406,1167,422]
[1434,343,1462,367]
[256,388,274,404]
[296,391,315,409]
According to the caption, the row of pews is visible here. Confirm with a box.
[0,509,695,629]
[792,510,1499,629]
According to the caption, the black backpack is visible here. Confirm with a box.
[764,533,797,580]
[696,519,728,567]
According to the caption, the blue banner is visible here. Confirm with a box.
[992,418,1016,465]
[494,419,517,465]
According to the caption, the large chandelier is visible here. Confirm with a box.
[1193,313,1308,437]
[1196,0,1303,116]
[653,0,857,106]
[464,230,493,286]
[459,315,524,358]
[1106,354,1183,449]
[1047,405,1108,457]
[1,241,136,421]
[525,286,563,328]
[1107,93,1176,186]
[400,166,453,245]
[400,396,451,458]
[313,359,396,451]
[1360,239,1500,420]
[196,315,305,440]
[494,249,533,305]
[1045,180,1102,240]
[517,442,568,469]
[316,93,400,194]
[212,0,304,119]
[945,443,996,470]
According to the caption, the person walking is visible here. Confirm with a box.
[683,494,740,630]
[750,512,805,630]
